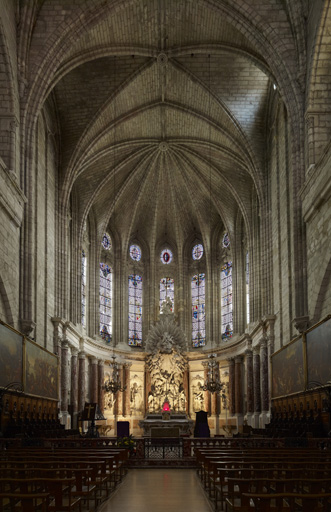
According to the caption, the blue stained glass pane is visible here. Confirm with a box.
[221,262,233,339]
[192,244,204,261]
[222,232,230,248]
[102,233,112,250]
[128,274,143,346]
[160,277,174,312]
[81,250,87,327]
[100,263,112,343]
[160,249,173,264]
[130,244,142,261]
[246,251,249,324]
[191,273,206,347]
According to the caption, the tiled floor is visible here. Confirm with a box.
[98,469,213,512]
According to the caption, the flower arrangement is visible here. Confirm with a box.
[117,434,135,452]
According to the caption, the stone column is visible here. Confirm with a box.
[60,341,70,426]
[203,366,211,414]
[228,358,235,415]
[90,358,98,404]
[260,338,269,427]
[235,356,243,426]
[183,367,189,414]
[211,359,219,416]
[253,346,261,428]
[245,349,254,424]
[211,391,218,415]
[145,363,151,413]
[98,360,105,413]
[78,352,86,413]
[123,363,132,417]
[70,348,78,428]
[51,318,63,409]
[117,366,124,416]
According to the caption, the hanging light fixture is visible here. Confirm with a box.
[103,355,126,395]
[200,354,225,394]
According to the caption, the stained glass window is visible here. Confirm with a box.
[221,262,233,340]
[100,263,112,343]
[160,248,173,264]
[222,232,230,248]
[130,244,141,261]
[192,244,204,261]
[246,251,249,325]
[160,277,175,313]
[128,274,143,346]
[102,233,111,251]
[192,273,206,347]
[81,250,87,327]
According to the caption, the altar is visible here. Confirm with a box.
[139,412,194,437]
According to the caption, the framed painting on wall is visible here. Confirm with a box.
[271,336,305,398]
[0,322,23,388]
[306,316,331,386]
[24,338,58,399]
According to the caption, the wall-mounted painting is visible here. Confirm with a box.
[306,316,331,386]
[0,322,23,388]
[271,336,305,398]
[25,338,58,399]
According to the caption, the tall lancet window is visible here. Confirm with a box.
[246,251,250,325]
[100,263,112,343]
[81,250,87,327]
[221,262,233,339]
[160,277,174,313]
[128,274,143,346]
[192,273,206,347]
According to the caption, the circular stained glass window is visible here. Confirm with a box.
[192,244,204,260]
[160,249,173,264]
[222,233,230,248]
[102,233,111,250]
[129,244,142,261]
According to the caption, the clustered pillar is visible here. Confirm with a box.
[253,346,261,427]
[245,348,254,419]
[60,341,70,424]
[78,351,86,413]
[70,348,78,427]
[123,363,132,417]
[225,342,270,430]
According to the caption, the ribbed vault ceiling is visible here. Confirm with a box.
[46,0,297,251]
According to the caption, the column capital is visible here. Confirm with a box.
[78,351,86,359]
[123,362,132,369]
[253,345,260,356]
[51,317,63,328]
[245,348,253,358]
[20,319,36,336]
[98,359,105,366]
[71,347,79,356]
[227,357,235,365]
[293,316,310,334]
[61,339,69,348]
[91,357,98,365]
[235,355,243,364]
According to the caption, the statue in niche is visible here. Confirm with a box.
[160,297,173,315]
[130,375,143,413]
[193,390,204,412]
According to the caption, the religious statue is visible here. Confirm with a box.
[160,296,173,315]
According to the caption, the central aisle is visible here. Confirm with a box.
[98,469,212,512]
